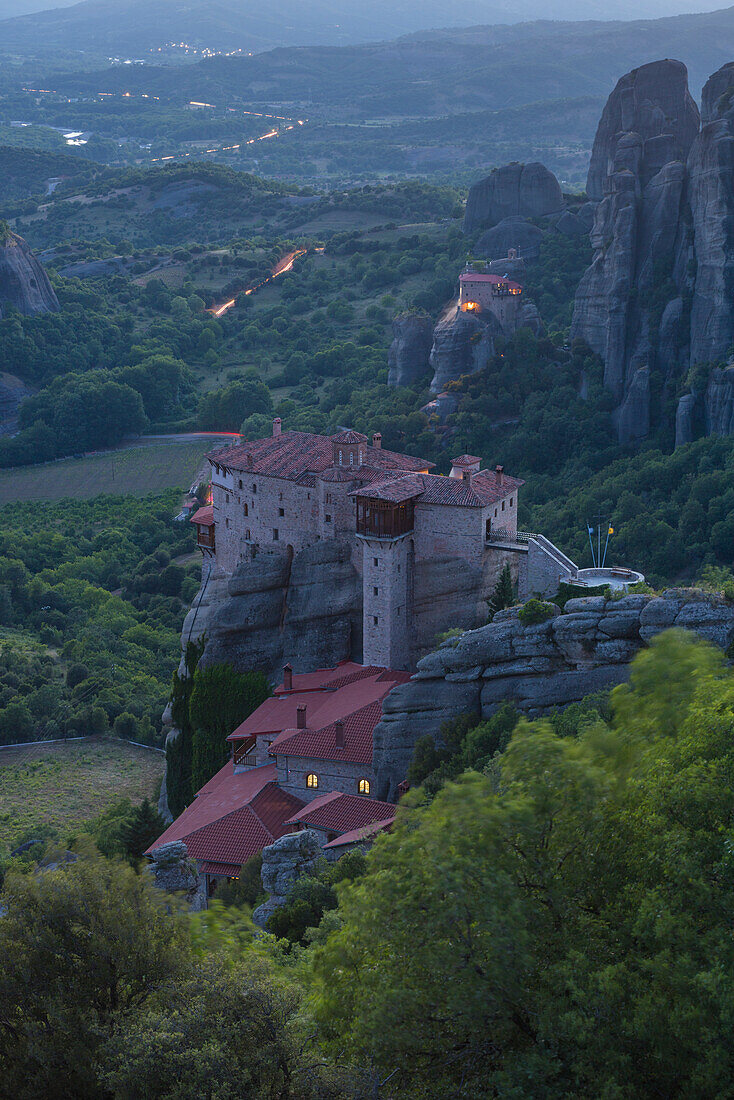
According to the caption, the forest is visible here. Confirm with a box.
[3,633,734,1098]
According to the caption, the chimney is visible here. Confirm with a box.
[272,417,282,437]
[372,432,382,449]
[462,470,472,483]
[334,720,345,749]
[246,452,253,469]
[282,663,293,691]
[495,464,504,486]
[296,704,307,729]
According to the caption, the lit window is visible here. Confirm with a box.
[306,773,319,789]
[358,778,370,795]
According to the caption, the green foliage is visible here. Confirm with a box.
[518,598,556,625]
[119,798,166,862]
[487,561,514,618]
[189,665,271,791]
[314,631,734,1098]
[215,852,264,908]
[267,850,368,946]
[407,706,518,795]
[0,851,189,1099]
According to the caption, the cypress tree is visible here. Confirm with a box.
[120,799,166,862]
[488,563,515,619]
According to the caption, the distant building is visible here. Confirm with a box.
[459,265,523,331]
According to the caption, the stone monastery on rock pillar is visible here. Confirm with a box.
[192,419,579,671]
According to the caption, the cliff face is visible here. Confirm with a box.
[372,591,734,800]
[181,540,363,682]
[428,305,501,393]
[0,228,59,317]
[572,58,734,445]
[387,311,433,387]
[463,162,564,234]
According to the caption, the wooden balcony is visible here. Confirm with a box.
[356,498,414,540]
[196,526,215,552]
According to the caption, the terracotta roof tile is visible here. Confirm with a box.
[460,272,522,291]
[287,792,396,834]
[207,430,433,482]
[269,699,383,765]
[331,429,367,444]
[352,470,524,508]
[323,817,395,848]
[191,505,214,525]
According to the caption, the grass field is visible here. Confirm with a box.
[0,441,211,503]
[0,737,165,849]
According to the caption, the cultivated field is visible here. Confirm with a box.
[0,737,165,848]
[0,441,211,503]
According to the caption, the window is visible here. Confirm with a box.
[238,479,243,489]
[225,493,229,503]
[502,501,505,511]
[510,497,514,506]
[273,528,279,541]
[306,773,319,789]
[243,503,248,516]
[252,484,257,493]
[279,507,284,517]
[279,492,283,501]
[358,778,370,795]
[373,615,378,625]
[246,529,251,540]
[373,557,379,567]
[494,508,497,517]
[338,450,343,465]
[373,586,379,596]
[326,493,332,505]
[225,518,230,528]
[325,514,332,523]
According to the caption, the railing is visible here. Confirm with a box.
[233,743,257,767]
[486,530,539,543]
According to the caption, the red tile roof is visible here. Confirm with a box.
[190,505,214,526]
[331,429,367,444]
[200,861,241,876]
[270,700,383,765]
[287,792,396,834]
[352,470,524,509]
[207,430,433,482]
[323,817,395,849]
[460,272,522,291]
[451,454,481,466]
[146,762,304,867]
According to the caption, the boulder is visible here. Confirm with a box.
[387,311,434,387]
[146,841,206,911]
[253,829,321,928]
[428,305,501,393]
[463,162,564,234]
[475,215,543,260]
[372,591,734,800]
[0,228,59,318]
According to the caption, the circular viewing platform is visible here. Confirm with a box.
[574,567,645,591]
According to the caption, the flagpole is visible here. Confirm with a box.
[601,524,612,568]
[587,523,596,567]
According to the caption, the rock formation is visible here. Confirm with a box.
[463,162,564,234]
[146,840,206,910]
[188,541,362,681]
[0,226,59,318]
[387,311,433,386]
[372,591,734,799]
[705,366,734,436]
[572,58,734,445]
[428,305,502,393]
[253,828,320,928]
[475,215,543,261]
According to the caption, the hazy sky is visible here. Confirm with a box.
[0,0,729,26]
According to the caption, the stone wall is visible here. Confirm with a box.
[275,754,374,800]
[372,590,734,799]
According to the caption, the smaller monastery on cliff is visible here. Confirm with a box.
[191,419,578,672]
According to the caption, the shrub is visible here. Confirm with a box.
[518,599,557,626]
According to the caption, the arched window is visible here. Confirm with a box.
[306,773,319,789]
[358,778,370,795]
[338,450,343,465]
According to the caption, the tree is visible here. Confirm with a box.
[189,664,270,791]
[314,631,734,1099]
[120,799,166,862]
[0,852,188,1099]
[487,562,514,618]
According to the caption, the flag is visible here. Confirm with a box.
[608,526,614,535]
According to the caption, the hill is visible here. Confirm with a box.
[47,6,734,112]
[0,0,725,57]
